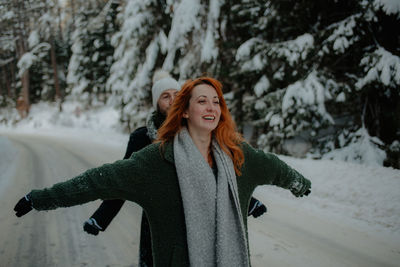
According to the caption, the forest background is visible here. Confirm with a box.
[1,0,399,168]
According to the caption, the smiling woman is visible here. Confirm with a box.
[157,77,245,174]
[14,76,311,267]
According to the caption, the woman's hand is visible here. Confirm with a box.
[14,194,33,217]
[290,179,311,197]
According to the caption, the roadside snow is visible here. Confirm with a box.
[0,136,18,196]
[262,155,400,237]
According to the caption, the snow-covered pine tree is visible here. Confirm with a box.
[106,0,164,131]
[107,0,227,131]
[161,0,224,78]
[66,0,117,107]
[232,0,400,166]
[0,0,18,107]
[18,0,66,104]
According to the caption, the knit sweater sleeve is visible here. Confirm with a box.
[241,142,311,195]
[29,144,159,211]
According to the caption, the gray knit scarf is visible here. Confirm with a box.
[174,127,249,267]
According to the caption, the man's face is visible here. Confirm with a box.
[157,89,179,115]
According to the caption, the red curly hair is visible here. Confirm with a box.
[156,77,245,175]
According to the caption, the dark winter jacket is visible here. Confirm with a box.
[89,113,266,267]
[89,127,151,229]
[88,126,153,266]
[29,141,311,267]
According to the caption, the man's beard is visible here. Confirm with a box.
[154,106,167,129]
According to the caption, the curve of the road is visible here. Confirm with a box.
[1,133,141,267]
[1,133,399,267]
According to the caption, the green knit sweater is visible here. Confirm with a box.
[30,142,311,267]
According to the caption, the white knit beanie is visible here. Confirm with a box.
[151,70,180,109]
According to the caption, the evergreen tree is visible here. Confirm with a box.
[2,0,70,109]
[1,0,399,168]
[107,0,229,131]
[106,0,163,131]
[232,0,400,166]
[66,0,118,107]
[0,0,18,106]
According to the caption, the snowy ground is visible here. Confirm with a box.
[1,102,400,266]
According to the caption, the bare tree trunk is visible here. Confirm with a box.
[70,0,76,32]
[2,65,12,98]
[0,68,4,98]
[57,5,64,42]
[20,70,30,116]
[50,38,61,101]
[57,4,65,112]
[13,0,30,117]
[10,62,16,99]
[17,38,30,117]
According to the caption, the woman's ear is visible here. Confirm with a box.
[183,111,189,118]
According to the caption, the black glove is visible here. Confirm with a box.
[248,198,267,218]
[83,218,103,236]
[291,179,311,197]
[14,194,33,217]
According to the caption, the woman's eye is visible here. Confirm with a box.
[214,101,220,105]
[199,100,206,104]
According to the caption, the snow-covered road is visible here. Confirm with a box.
[248,193,400,267]
[1,133,399,266]
[1,133,141,266]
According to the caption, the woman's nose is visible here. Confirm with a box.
[206,101,214,111]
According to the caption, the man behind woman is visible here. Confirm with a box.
[14,76,310,267]
[83,71,267,266]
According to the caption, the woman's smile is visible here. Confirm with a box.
[202,115,216,121]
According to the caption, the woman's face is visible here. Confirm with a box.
[183,84,221,135]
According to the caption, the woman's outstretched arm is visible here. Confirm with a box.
[14,157,145,217]
[242,142,311,197]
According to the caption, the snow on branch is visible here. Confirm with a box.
[17,53,36,78]
[282,71,334,124]
[373,0,400,17]
[322,126,386,167]
[201,0,222,63]
[17,43,50,77]
[163,0,202,70]
[0,57,14,67]
[107,0,155,95]
[268,33,314,66]
[236,33,314,71]
[235,38,265,71]
[356,47,400,89]
[254,75,270,97]
[236,38,260,61]
[324,14,361,54]
[28,30,40,48]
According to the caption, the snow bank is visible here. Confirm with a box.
[0,101,127,149]
[0,136,18,196]
[257,155,400,236]
[3,101,123,133]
